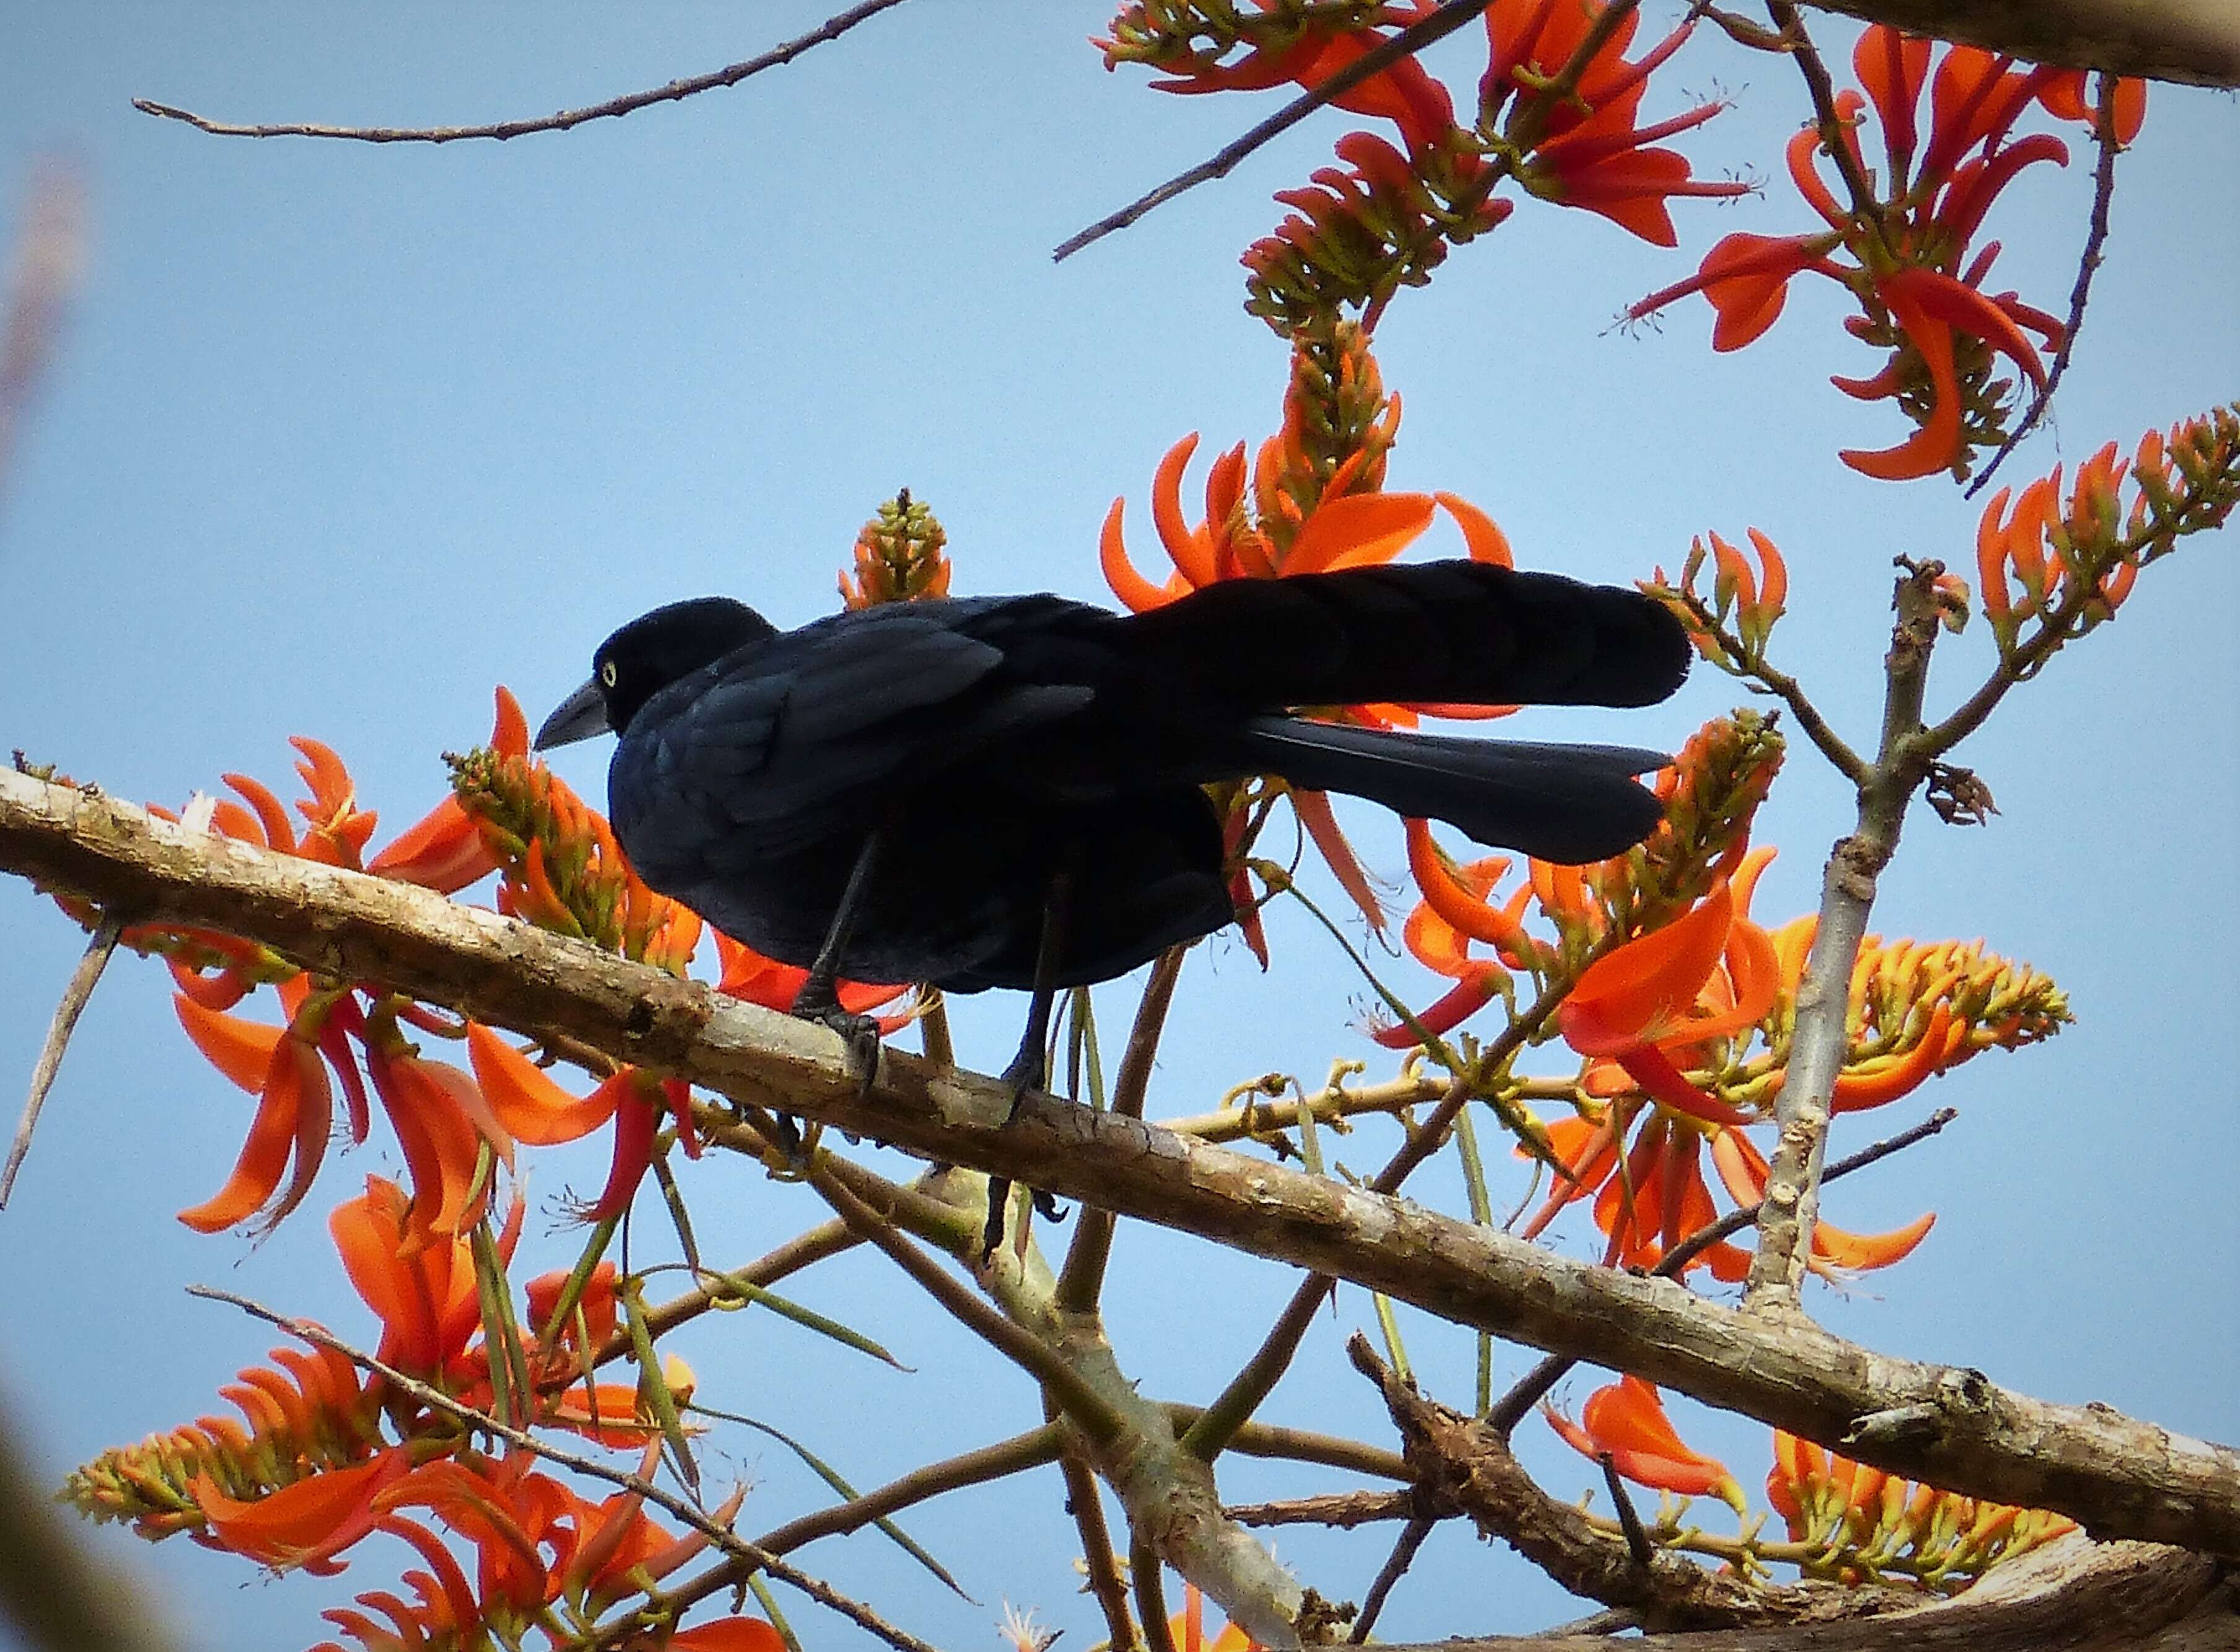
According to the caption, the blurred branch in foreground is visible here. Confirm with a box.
[0,159,86,513]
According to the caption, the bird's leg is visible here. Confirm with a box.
[999,860,1076,1119]
[981,862,1077,1265]
[789,826,887,1093]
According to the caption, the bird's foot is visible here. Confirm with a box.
[790,983,883,1097]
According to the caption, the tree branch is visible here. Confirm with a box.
[1745,560,1949,1312]
[1365,1533,2231,1648]
[1966,71,2127,499]
[3,769,2234,1556]
[2,911,121,1205]
[0,1381,184,1652]
[132,0,915,144]
[1799,0,2240,87]
[1055,0,1501,262]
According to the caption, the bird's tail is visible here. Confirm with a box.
[1233,718,1669,865]
[1118,560,1691,712]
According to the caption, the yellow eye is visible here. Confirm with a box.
[600,660,619,689]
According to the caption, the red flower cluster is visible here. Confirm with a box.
[1632,27,2146,480]
[1393,790,2066,1281]
[1103,0,1743,330]
[1101,322,1522,944]
[106,686,911,1245]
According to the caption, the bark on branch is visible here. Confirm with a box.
[1802,0,2240,87]
[1369,1534,2233,1648]
[2,769,2235,1558]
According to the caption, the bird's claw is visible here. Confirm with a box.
[791,991,883,1098]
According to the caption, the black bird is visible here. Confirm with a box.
[536,562,1689,1101]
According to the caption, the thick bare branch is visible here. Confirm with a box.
[1351,1332,1920,1630]
[1801,0,2239,86]
[2,769,2234,1557]
[1369,1534,2233,1648]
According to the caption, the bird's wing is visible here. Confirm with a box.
[616,598,1097,864]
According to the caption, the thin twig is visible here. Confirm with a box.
[1489,1107,1957,1431]
[134,0,913,144]
[1667,590,1868,782]
[1053,1399,1139,1652]
[1225,1488,1414,1527]
[185,1284,938,1652]
[1056,942,1186,1312]
[1135,1535,1180,1652]
[1766,2,1883,228]
[749,1424,1065,1556]
[1054,0,1498,262]
[1350,1513,1434,1640]
[1162,1408,1413,1482]
[1966,71,2125,498]
[2,912,123,1207]
[1600,1454,1654,1564]
[806,1159,1129,1446]
[1181,979,1569,1462]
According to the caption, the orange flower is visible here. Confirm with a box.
[1630,25,2146,480]
[839,489,952,609]
[663,1620,788,1652]
[1101,324,1479,619]
[288,738,381,870]
[1709,1129,1934,1277]
[191,1447,408,1571]
[465,1022,629,1146]
[1557,877,1778,1127]
[712,929,910,1020]
[361,1031,508,1242]
[330,1176,493,1382]
[1514,1103,1752,1279]
[1545,1375,1746,1509]
[1767,1429,2076,1581]
[1168,1581,1259,1652]
[1970,414,2240,653]
[1481,1,1745,246]
[65,1342,379,1537]
[1653,528,1789,666]
[172,988,337,1234]
[1108,5,1458,157]
[369,687,529,893]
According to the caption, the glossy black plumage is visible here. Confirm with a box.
[540,562,1690,996]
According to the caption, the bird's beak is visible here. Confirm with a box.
[534,679,611,751]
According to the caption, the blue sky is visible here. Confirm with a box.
[1,7,2234,1650]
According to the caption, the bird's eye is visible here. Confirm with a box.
[600,660,619,689]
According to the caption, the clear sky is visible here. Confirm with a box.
[1,7,2234,1650]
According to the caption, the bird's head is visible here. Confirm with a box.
[534,597,778,749]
